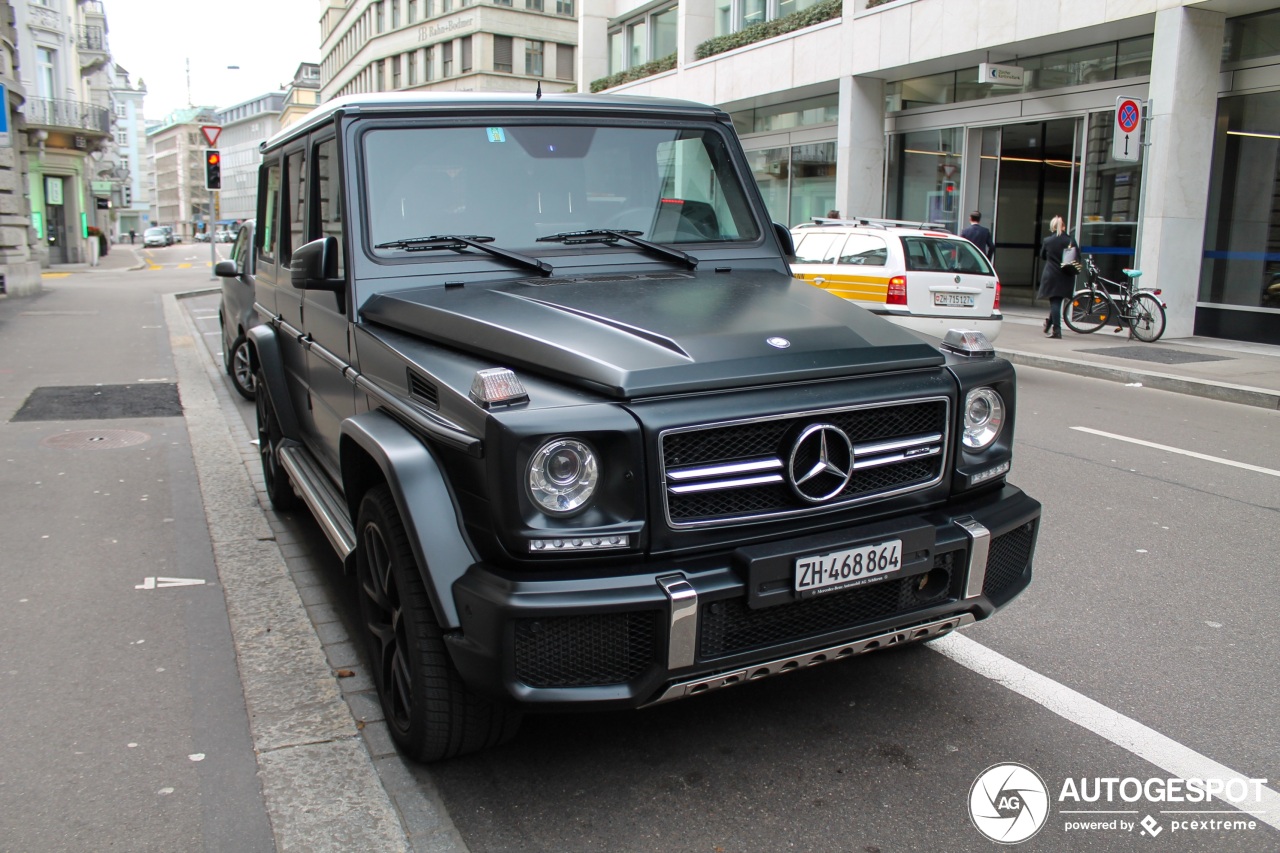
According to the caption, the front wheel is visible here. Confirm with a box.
[228,335,256,400]
[1128,292,1167,342]
[355,485,521,762]
[1063,288,1110,334]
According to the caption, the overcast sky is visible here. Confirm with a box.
[104,0,321,120]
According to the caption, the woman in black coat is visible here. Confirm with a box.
[1038,215,1079,338]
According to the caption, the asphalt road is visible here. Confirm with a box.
[178,281,1280,853]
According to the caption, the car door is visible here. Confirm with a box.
[275,145,318,444]
[790,230,892,311]
[302,134,354,480]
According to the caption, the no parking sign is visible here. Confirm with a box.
[1113,96,1143,162]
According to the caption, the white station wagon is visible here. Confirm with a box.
[790,218,1002,342]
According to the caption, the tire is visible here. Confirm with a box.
[1063,288,1109,334]
[255,373,299,511]
[228,335,256,400]
[355,484,521,762]
[1128,292,1167,342]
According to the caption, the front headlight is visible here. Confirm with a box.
[528,438,599,514]
[962,387,1005,450]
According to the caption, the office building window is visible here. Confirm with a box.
[443,41,453,76]
[556,44,574,80]
[526,40,544,76]
[555,0,573,13]
[408,0,418,22]
[494,35,513,73]
[461,36,473,72]
[392,54,402,88]
[424,46,434,80]
[376,0,385,32]
[392,0,400,27]
[608,4,677,74]
[407,51,417,85]
[526,0,543,10]
[714,0,818,36]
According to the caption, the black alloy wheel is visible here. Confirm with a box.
[255,373,298,511]
[355,484,521,762]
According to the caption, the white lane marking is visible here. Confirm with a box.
[932,633,1280,831]
[135,577,206,590]
[1071,427,1280,478]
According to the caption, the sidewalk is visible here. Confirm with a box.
[996,307,1280,410]
[44,243,148,275]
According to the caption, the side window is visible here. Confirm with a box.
[839,234,888,266]
[315,138,345,278]
[230,226,252,274]
[793,232,846,265]
[653,134,757,242]
[284,149,307,266]
[257,161,281,264]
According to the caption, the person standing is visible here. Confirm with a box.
[129,229,136,245]
[1038,215,1079,339]
[960,211,994,259]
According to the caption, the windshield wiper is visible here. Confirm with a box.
[373,234,554,277]
[536,229,698,270]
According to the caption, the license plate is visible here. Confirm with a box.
[795,539,902,597]
[934,293,975,307]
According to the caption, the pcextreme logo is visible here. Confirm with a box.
[969,763,1051,844]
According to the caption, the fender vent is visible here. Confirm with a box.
[407,370,439,410]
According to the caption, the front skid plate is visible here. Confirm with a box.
[642,612,976,706]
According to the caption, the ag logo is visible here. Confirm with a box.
[969,763,1050,844]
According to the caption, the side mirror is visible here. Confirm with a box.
[773,221,795,260]
[290,236,344,292]
[214,260,238,278]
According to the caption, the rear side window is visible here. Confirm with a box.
[258,162,281,264]
[793,232,846,264]
[839,234,888,266]
[901,236,993,275]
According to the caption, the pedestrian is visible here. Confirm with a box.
[1038,215,1079,339]
[129,229,136,245]
[960,211,994,259]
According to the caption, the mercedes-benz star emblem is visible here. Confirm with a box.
[767,336,790,349]
[787,423,854,503]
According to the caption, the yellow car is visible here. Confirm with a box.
[790,218,1002,342]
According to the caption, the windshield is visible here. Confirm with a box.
[145,228,164,236]
[363,123,761,256]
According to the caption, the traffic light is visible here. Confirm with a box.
[205,149,221,191]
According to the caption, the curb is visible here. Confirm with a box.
[999,348,1280,411]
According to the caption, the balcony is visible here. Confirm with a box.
[23,98,111,136]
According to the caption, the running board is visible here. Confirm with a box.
[276,443,356,561]
[643,613,976,707]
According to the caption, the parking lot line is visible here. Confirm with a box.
[1070,427,1280,477]
[933,632,1280,831]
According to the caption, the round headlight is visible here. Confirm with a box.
[528,439,599,514]
[962,387,1005,450]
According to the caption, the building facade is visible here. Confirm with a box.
[108,64,147,240]
[582,0,1280,345]
[145,107,218,242]
[280,62,322,129]
[319,0,579,100]
[0,1,41,294]
[216,93,285,224]
[13,0,116,265]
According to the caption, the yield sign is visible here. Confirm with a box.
[201,125,222,147]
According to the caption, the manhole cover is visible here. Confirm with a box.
[1075,346,1234,365]
[41,429,152,449]
[11,384,182,422]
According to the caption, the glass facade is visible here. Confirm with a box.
[885,128,963,233]
[1080,111,1143,283]
[886,37,1154,113]
[1223,9,1280,63]
[746,142,836,227]
[1198,91,1280,343]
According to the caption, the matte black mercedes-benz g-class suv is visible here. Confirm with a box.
[227,92,1041,762]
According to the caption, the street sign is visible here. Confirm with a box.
[1113,97,1143,163]
[0,82,9,147]
[200,124,221,147]
[977,62,1025,87]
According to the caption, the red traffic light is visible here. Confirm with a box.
[207,152,220,166]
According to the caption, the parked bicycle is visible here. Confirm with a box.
[1063,256,1167,342]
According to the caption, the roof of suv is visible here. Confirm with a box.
[264,92,730,152]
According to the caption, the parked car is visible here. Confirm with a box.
[790,218,1003,342]
[213,221,257,399]
[194,231,211,243]
[215,228,236,243]
[143,226,170,247]
[160,225,178,244]
[239,93,1041,763]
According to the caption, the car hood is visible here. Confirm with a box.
[359,269,945,399]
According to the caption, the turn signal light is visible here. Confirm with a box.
[887,276,908,305]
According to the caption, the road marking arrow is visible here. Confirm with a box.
[135,577,206,589]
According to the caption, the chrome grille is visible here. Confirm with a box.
[661,399,948,527]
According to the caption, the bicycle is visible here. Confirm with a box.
[1063,256,1168,342]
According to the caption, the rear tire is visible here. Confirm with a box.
[1128,292,1167,342]
[255,373,299,511]
[1063,288,1109,334]
[355,485,521,762]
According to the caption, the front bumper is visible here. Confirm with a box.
[449,484,1040,710]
